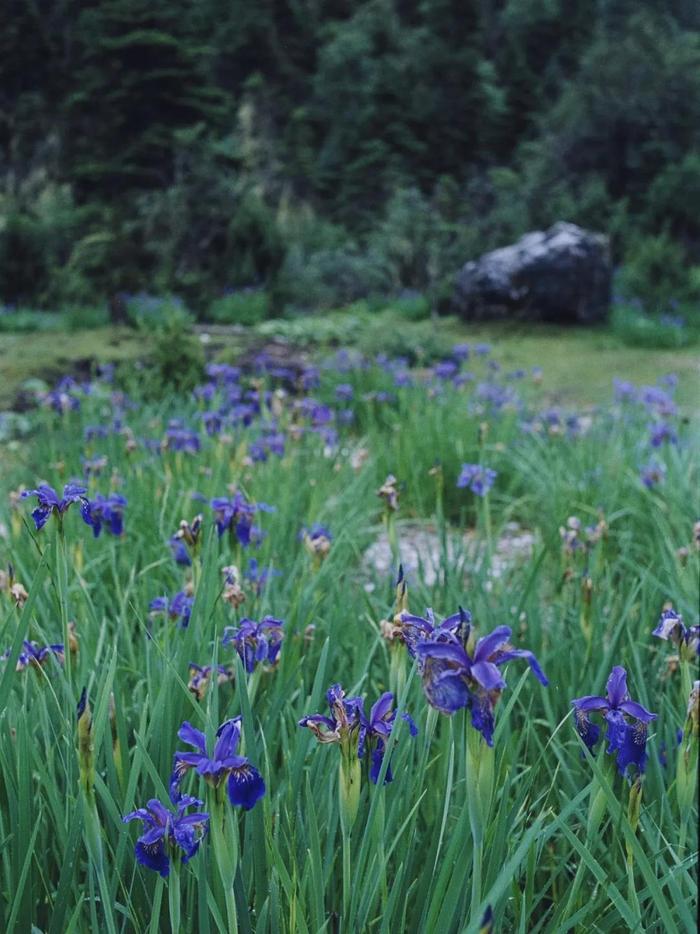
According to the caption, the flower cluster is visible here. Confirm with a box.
[21,483,91,531]
[222,616,285,673]
[1,640,65,672]
[210,492,273,546]
[299,683,417,784]
[149,591,194,628]
[456,463,497,497]
[84,493,127,537]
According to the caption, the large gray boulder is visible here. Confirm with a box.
[453,222,611,324]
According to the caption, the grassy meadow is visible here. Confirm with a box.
[0,327,697,932]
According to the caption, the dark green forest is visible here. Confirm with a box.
[1,0,700,315]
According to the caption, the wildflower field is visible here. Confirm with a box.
[0,342,697,933]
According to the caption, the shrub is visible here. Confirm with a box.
[610,302,699,349]
[0,213,50,304]
[383,291,430,321]
[146,310,205,393]
[124,293,191,328]
[207,289,270,326]
[618,235,689,310]
[276,245,392,312]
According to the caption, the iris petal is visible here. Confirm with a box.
[227,764,266,810]
[605,667,628,708]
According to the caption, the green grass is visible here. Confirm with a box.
[0,336,697,931]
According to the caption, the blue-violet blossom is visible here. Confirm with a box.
[170,718,265,810]
[571,666,657,775]
[122,796,209,877]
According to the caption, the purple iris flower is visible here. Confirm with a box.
[358,693,418,784]
[188,663,234,701]
[452,343,470,361]
[21,483,91,531]
[245,558,281,594]
[300,524,333,544]
[456,464,497,497]
[210,493,274,546]
[640,460,666,488]
[149,591,193,628]
[653,609,699,659]
[294,398,326,425]
[301,367,320,390]
[474,381,518,411]
[299,685,416,782]
[170,718,266,810]
[206,363,241,384]
[613,378,636,402]
[1,640,65,672]
[81,455,108,477]
[84,493,127,537]
[571,666,657,775]
[169,536,192,566]
[397,606,466,657]
[299,683,364,745]
[335,384,354,401]
[393,370,413,388]
[222,616,284,672]
[415,616,548,745]
[434,360,459,381]
[250,432,285,462]
[649,422,678,447]
[640,386,677,418]
[84,424,111,441]
[165,427,200,453]
[199,411,223,436]
[122,796,209,877]
[43,389,81,413]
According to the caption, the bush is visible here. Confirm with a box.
[145,310,205,394]
[610,302,699,349]
[618,234,690,310]
[0,306,66,333]
[0,213,50,304]
[357,313,457,364]
[276,245,392,312]
[207,289,270,326]
[383,291,430,321]
[124,293,191,328]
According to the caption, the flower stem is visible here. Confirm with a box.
[563,780,607,920]
[386,512,399,568]
[55,525,72,688]
[208,789,239,934]
[168,857,181,934]
[341,821,352,928]
[466,723,491,921]
[482,493,493,575]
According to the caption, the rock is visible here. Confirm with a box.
[361,520,536,589]
[453,222,611,324]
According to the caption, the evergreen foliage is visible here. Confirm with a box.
[1,0,698,311]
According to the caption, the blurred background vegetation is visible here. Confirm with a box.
[1,0,699,331]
